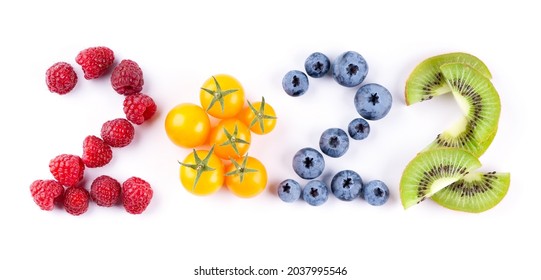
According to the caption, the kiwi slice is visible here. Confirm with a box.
[405,52,492,105]
[422,63,500,157]
[424,124,498,158]
[400,148,481,209]
[431,171,510,213]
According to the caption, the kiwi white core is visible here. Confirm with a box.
[434,86,451,96]
[430,177,462,196]
[461,171,481,182]
[453,92,471,115]
[444,117,468,138]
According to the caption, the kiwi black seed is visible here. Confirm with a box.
[431,171,510,213]
[422,62,501,157]
[405,52,492,105]
[400,148,481,209]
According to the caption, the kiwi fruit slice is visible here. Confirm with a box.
[405,52,492,105]
[431,171,510,213]
[400,148,481,209]
[422,62,501,157]
[424,122,498,158]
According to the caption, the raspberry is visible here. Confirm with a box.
[64,186,90,216]
[45,62,78,94]
[121,177,153,214]
[111,59,144,95]
[123,93,157,125]
[90,175,121,207]
[101,118,135,148]
[82,135,113,168]
[49,154,85,187]
[75,46,115,80]
[30,180,64,211]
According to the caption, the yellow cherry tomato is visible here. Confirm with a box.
[179,147,224,196]
[165,103,210,148]
[225,155,267,198]
[238,97,277,135]
[208,118,251,160]
[200,74,245,119]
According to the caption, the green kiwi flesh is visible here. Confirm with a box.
[431,172,510,213]
[400,148,481,209]
[405,52,492,105]
[423,63,500,157]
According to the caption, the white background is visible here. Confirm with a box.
[1,1,539,279]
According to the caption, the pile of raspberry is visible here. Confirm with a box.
[33,46,156,215]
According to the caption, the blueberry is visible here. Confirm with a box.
[277,179,302,203]
[331,170,363,201]
[348,118,370,140]
[304,52,331,78]
[282,70,309,97]
[292,147,325,179]
[354,83,392,120]
[302,180,329,206]
[361,180,390,206]
[332,51,368,87]
[319,128,349,158]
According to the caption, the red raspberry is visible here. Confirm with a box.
[75,46,115,80]
[64,186,90,216]
[82,135,113,168]
[90,175,121,207]
[123,93,157,125]
[122,177,153,214]
[49,154,85,187]
[100,118,135,148]
[45,62,78,94]
[30,179,64,211]
[111,59,144,95]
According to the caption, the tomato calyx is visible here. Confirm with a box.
[247,97,277,133]
[200,76,238,113]
[226,155,258,182]
[179,146,217,190]
[220,124,250,156]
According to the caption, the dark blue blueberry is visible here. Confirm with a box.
[348,118,370,140]
[292,147,325,179]
[319,128,349,158]
[282,70,309,97]
[354,83,392,120]
[361,180,390,206]
[304,52,331,78]
[332,51,368,87]
[277,179,302,203]
[331,170,363,201]
[302,180,329,206]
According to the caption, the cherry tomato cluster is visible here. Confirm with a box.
[164,74,277,198]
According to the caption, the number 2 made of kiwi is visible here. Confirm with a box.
[400,52,510,213]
